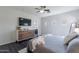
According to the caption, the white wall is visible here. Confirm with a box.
[0,7,41,45]
[41,9,79,36]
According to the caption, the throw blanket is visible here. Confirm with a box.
[27,39,36,52]
[27,36,45,52]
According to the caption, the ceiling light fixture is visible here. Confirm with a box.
[35,6,50,14]
[38,10,45,13]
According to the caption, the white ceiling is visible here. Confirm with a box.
[5,6,79,18]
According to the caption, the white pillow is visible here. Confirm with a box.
[64,32,78,45]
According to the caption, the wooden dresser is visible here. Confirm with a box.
[16,30,35,41]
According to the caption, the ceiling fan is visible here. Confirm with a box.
[35,6,50,13]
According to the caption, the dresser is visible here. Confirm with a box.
[16,29,38,42]
[16,30,35,41]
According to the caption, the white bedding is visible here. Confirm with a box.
[44,35,79,53]
[28,34,79,53]
[44,35,66,53]
[67,37,79,53]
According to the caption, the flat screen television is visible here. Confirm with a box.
[19,17,31,26]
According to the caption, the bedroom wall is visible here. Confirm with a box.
[0,7,41,45]
[41,9,79,36]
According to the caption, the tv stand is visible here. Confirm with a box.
[16,30,35,42]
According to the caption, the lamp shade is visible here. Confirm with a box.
[72,23,76,27]
[74,28,79,34]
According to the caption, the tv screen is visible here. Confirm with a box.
[19,17,31,26]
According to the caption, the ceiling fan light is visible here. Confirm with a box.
[39,10,45,13]
[35,6,50,14]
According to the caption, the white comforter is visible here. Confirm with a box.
[44,35,66,53]
[44,35,79,53]
[67,37,79,53]
[28,34,79,53]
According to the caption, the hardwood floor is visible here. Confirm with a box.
[0,40,29,53]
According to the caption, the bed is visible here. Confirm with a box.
[67,37,79,53]
[27,34,79,53]
[44,35,66,53]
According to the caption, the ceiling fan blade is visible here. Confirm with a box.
[36,11,40,13]
[40,6,46,8]
[35,8,41,10]
[44,9,49,11]
[44,9,50,13]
